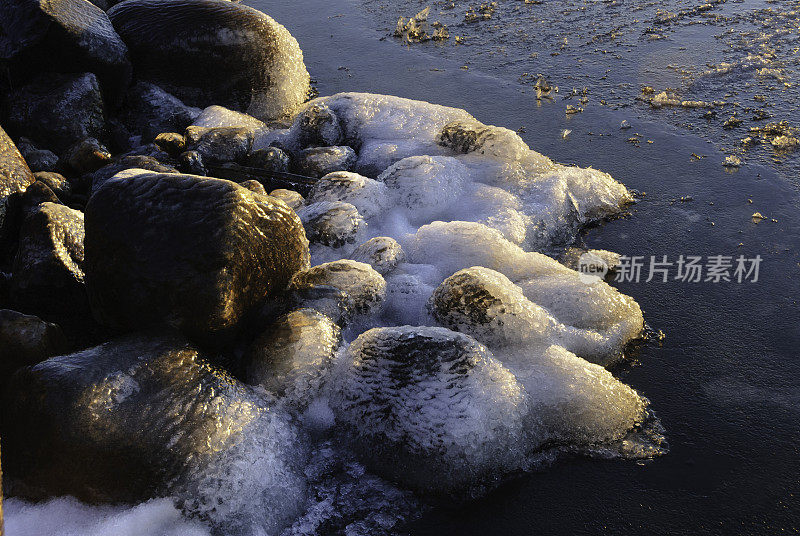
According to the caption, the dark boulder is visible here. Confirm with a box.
[62,137,112,175]
[153,132,187,156]
[87,155,178,194]
[85,171,310,342]
[293,103,343,148]
[2,330,308,533]
[34,172,72,201]
[0,309,67,381]
[18,180,61,213]
[0,0,131,106]
[0,126,35,245]
[3,72,106,153]
[108,0,310,121]
[16,138,59,173]
[118,82,200,142]
[246,147,290,173]
[178,150,206,175]
[10,202,88,325]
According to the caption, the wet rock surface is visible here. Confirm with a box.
[85,171,310,342]
[0,126,35,244]
[0,309,67,380]
[108,0,310,120]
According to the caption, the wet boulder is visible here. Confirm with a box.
[0,126,35,243]
[118,82,201,142]
[297,201,365,249]
[87,155,178,194]
[0,0,131,106]
[108,0,311,121]
[178,150,206,176]
[240,179,268,196]
[350,237,405,275]
[3,72,106,154]
[289,260,385,324]
[2,331,308,534]
[296,146,357,178]
[85,171,310,342]
[0,309,67,381]
[62,138,112,175]
[247,147,291,173]
[246,308,341,408]
[153,132,186,156]
[329,326,527,496]
[10,202,88,325]
[33,172,72,201]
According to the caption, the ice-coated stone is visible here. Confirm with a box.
[350,237,405,275]
[247,147,291,173]
[0,126,35,242]
[4,73,106,153]
[269,188,304,210]
[246,308,341,408]
[297,201,366,249]
[1,331,308,534]
[329,326,528,496]
[293,103,343,148]
[188,127,253,164]
[88,156,178,194]
[0,0,132,106]
[85,171,310,342]
[10,202,88,325]
[108,0,311,121]
[290,260,386,323]
[296,146,357,178]
[307,171,389,220]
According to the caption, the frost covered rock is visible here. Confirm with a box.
[297,146,357,178]
[284,93,631,247]
[290,260,386,323]
[330,326,528,496]
[85,171,310,342]
[1,331,307,534]
[269,188,304,210]
[0,0,132,106]
[188,127,253,164]
[10,202,88,325]
[350,237,405,275]
[246,308,341,408]
[297,201,365,249]
[293,103,343,148]
[308,171,389,220]
[4,73,106,154]
[108,0,311,121]
[192,105,267,132]
[0,126,35,242]
[0,309,67,380]
[119,82,201,142]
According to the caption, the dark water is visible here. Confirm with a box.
[252,1,800,533]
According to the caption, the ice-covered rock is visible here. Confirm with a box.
[270,188,304,210]
[297,146,357,178]
[290,260,386,324]
[247,147,291,173]
[88,156,179,194]
[293,103,343,148]
[108,0,311,121]
[329,326,528,496]
[307,172,389,220]
[0,126,35,243]
[1,331,308,534]
[4,73,106,153]
[349,237,405,276]
[85,171,310,343]
[246,308,341,409]
[297,201,366,250]
[192,105,267,132]
[0,0,132,106]
[188,127,253,164]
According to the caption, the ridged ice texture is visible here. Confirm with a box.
[275,92,632,250]
[329,326,528,495]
